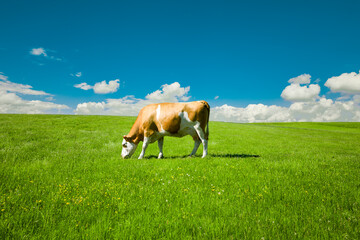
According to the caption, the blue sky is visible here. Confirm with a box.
[1,0,360,122]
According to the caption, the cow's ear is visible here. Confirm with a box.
[123,135,131,142]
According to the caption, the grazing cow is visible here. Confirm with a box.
[121,101,210,159]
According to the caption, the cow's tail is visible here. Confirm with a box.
[200,101,210,140]
[205,118,209,140]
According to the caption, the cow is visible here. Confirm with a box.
[121,100,210,159]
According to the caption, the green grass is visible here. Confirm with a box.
[1,114,359,239]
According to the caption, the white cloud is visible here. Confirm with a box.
[214,96,219,100]
[75,82,190,115]
[71,72,82,77]
[46,96,55,101]
[30,48,47,57]
[0,73,70,114]
[74,82,92,91]
[29,47,63,61]
[145,82,190,102]
[288,97,359,122]
[281,74,320,102]
[93,79,120,94]
[74,79,120,94]
[354,95,360,103]
[281,83,320,102]
[325,71,360,94]
[211,96,360,123]
[0,73,8,81]
[75,102,105,115]
[212,104,291,123]
[288,73,311,84]
[74,73,360,123]
[0,91,69,114]
[0,72,50,95]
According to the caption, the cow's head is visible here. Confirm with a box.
[121,136,138,159]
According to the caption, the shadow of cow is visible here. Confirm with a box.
[137,153,260,159]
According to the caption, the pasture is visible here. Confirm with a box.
[0,114,359,239]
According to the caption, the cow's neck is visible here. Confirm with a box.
[127,118,144,144]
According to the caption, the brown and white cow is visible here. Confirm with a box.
[121,101,210,159]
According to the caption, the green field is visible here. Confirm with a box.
[1,114,359,239]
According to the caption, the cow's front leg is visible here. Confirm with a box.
[138,137,150,159]
[157,137,164,159]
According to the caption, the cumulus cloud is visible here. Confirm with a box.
[212,72,360,123]
[0,73,69,114]
[75,82,190,115]
[74,73,360,123]
[46,96,55,101]
[75,102,105,115]
[93,79,120,94]
[71,72,82,78]
[74,79,120,94]
[211,97,360,123]
[212,104,291,123]
[0,73,8,81]
[287,97,358,122]
[74,82,93,91]
[29,47,63,62]
[325,71,360,94]
[30,48,47,57]
[145,82,190,102]
[0,72,50,95]
[281,83,320,102]
[281,73,320,102]
[288,73,311,84]
[0,91,69,114]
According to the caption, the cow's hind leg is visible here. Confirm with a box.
[158,137,164,159]
[190,137,201,157]
[193,124,208,158]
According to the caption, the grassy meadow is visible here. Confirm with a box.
[0,114,359,239]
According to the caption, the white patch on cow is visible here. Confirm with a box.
[156,105,161,121]
[177,111,197,137]
[156,104,164,132]
[121,138,138,159]
[160,129,169,135]
[151,110,198,139]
